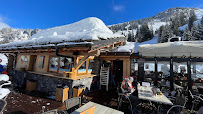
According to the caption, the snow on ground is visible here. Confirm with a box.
[113,35,158,53]
[0,88,10,99]
[0,53,7,66]
[179,19,201,30]
[0,17,123,48]
[134,36,158,53]
[115,21,167,36]
[0,74,9,81]
[148,21,168,32]
[194,8,203,19]
[0,74,10,99]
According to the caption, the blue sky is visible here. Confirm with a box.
[0,0,203,29]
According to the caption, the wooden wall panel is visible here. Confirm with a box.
[35,55,49,73]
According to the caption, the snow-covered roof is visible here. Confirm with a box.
[138,41,203,57]
[0,17,123,49]
[112,36,158,53]
[113,42,135,52]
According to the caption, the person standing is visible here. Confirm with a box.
[0,59,8,74]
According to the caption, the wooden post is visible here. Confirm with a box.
[154,58,158,86]
[86,59,89,74]
[187,59,192,90]
[187,59,193,104]
[138,59,144,83]
[170,58,174,91]
[7,55,14,74]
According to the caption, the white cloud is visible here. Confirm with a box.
[113,5,125,12]
[112,0,125,12]
[0,16,9,30]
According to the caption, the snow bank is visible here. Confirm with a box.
[0,88,10,99]
[0,17,123,48]
[194,8,203,19]
[0,74,10,99]
[179,19,201,31]
[148,21,168,32]
[0,74,9,81]
[113,35,158,53]
[113,42,135,52]
[0,54,7,65]
[134,36,158,53]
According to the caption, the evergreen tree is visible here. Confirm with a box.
[139,23,153,42]
[171,20,180,36]
[183,27,192,41]
[191,24,200,40]
[197,23,203,40]
[127,32,132,42]
[158,25,164,43]
[136,28,143,42]
[188,10,197,31]
[161,25,172,43]
[179,12,187,26]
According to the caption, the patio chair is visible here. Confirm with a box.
[167,95,188,114]
[189,90,203,112]
[64,97,81,113]
[0,99,7,114]
[117,87,133,114]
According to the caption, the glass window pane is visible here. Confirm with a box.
[79,61,86,72]
[88,59,94,72]
[49,57,59,72]
[59,57,73,72]
[192,62,203,82]
[38,56,45,68]
[130,59,138,76]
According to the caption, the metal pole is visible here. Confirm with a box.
[170,58,174,91]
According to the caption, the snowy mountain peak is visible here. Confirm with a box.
[153,7,203,21]
[0,22,9,30]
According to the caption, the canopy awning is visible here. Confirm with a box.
[138,41,203,57]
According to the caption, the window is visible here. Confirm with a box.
[79,61,87,72]
[49,56,59,72]
[16,55,30,70]
[38,56,45,68]
[78,59,94,73]
[89,59,94,72]
[59,57,73,72]
[49,56,73,73]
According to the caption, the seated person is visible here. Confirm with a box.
[121,76,135,94]
[121,76,140,108]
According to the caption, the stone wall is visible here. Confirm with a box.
[11,70,98,97]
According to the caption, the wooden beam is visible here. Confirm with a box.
[86,59,89,74]
[74,55,89,69]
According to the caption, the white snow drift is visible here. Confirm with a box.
[0,17,123,48]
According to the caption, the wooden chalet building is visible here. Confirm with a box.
[0,17,137,97]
